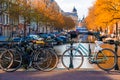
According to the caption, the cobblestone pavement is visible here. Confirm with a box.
[0,69,120,80]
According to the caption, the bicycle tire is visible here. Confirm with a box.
[0,49,14,72]
[31,50,42,70]
[41,49,59,72]
[0,48,6,53]
[61,48,84,70]
[96,48,117,71]
[34,49,52,71]
[3,49,22,72]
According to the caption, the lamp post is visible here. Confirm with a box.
[114,41,119,70]
[114,22,119,70]
[69,41,74,68]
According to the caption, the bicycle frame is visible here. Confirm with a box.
[95,50,108,63]
[14,42,36,68]
[72,40,107,62]
[62,32,117,71]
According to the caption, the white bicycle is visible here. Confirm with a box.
[61,32,117,71]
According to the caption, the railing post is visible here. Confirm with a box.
[114,41,119,70]
[69,41,73,68]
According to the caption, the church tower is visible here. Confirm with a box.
[72,7,77,13]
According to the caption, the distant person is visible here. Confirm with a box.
[68,31,78,42]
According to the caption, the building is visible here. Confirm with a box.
[0,0,79,37]
[76,17,88,32]
[0,0,11,36]
[0,0,61,36]
[76,17,90,42]
[62,7,79,30]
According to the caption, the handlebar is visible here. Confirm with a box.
[104,40,120,46]
[16,37,34,46]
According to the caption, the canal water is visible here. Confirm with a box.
[54,43,96,69]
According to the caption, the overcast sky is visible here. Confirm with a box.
[55,0,96,19]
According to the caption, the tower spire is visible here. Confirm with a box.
[72,6,77,13]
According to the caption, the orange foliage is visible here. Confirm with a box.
[85,0,120,31]
[7,0,75,30]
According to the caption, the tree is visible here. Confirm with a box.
[85,0,120,32]
[3,0,72,35]
[63,16,75,31]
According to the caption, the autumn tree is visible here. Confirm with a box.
[38,0,65,32]
[3,0,71,35]
[63,16,75,31]
[85,0,120,33]
[8,0,21,25]
[30,0,48,33]
[85,7,96,30]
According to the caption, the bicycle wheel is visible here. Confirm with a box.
[34,49,52,71]
[0,49,14,72]
[96,48,117,71]
[0,48,6,54]
[3,49,22,72]
[61,48,84,70]
[41,49,59,72]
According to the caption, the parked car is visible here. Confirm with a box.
[12,34,44,44]
[58,36,68,44]
[54,37,63,45]
[0,36,8,41]
[37,33,50,39]
[0,36,9,47]
[27,34,43,40]
[48,33,56,38]
[12,37,22,42]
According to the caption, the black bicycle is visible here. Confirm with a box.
[0,37,59,72]
[35,39,59,72]
[0,38,53,72]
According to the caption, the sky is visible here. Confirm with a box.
[55,0,96,19]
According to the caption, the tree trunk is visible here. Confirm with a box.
[24,21,27,37]
[116,22,118,37]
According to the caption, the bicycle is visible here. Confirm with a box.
[0,37,59,72]
[0,41,17,72]
[0,37,22,71]
[105,40,120,70]
[0,38,53,72]
[0,48,14,71]
[61,32,117,71]
[35,39,59,72]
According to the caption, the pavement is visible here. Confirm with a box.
[0,69,120,80]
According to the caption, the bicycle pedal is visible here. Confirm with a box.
[89,60,97,64]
